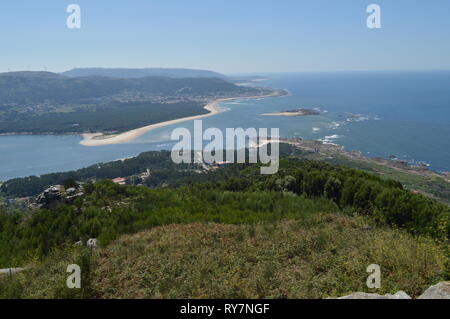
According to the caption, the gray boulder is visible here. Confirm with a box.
[418,282,450,299]
[338,291,411,299]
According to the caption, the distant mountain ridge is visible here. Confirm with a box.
[0,71,64,78]
[61,68,227,79]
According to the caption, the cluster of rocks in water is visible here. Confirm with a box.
[337,282,450,299]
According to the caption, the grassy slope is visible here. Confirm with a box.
[1,146,449,299]
[2,214,448,299]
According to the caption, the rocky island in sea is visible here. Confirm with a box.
[261,108,321,117]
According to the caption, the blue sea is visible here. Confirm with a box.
[0,71,449,180]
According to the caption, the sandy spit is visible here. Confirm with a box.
[79,92,282,147]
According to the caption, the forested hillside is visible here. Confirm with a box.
[1,156,449,299]
[2,146,449,298]
[0,100,208,134]
[0,71,262,134]
[0,72,251,105]
[1,151,203,197]
[1,156,449,269]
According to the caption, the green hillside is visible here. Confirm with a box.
[0,147,450,298]
[0,72,251,104]
[1,154,449,298]
[0,72,261,134]
[2,217,447,299]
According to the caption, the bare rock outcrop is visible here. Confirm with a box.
[338,291,411,299]
[418,282,450,299]
[337,282,450,299]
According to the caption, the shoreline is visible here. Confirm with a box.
[280,138,450,182]
[79,90,285,147]
[1,137,448,190]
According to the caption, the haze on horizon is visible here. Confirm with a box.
[1,0,450,74]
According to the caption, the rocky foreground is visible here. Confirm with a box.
[338,282,450,299]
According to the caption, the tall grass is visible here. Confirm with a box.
[3,214,447,299]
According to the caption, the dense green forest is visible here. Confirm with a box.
[1,156,449,270]
[0,101,208,134]
[1,151,206,197]
[1,148,276,197]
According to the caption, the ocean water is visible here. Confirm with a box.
[0,71,449,180]
[253,71,450,171]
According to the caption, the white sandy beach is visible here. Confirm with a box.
[80,92,281,147]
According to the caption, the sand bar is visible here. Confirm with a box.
[80,91,283,147]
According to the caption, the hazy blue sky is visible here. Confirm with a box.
[1,0,449,74]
